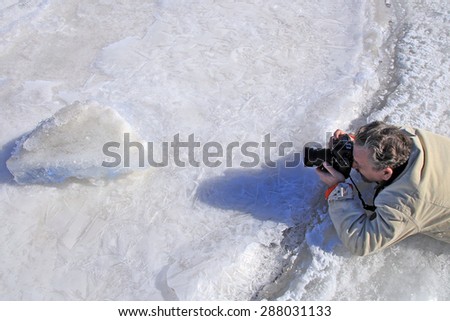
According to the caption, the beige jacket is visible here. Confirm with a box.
[328,127,450,256]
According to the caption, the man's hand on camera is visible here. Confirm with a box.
[315,161,346,187]
[329,129,347,147]
[333,129,347,139]
[329,129,355,146]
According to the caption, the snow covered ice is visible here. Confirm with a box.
[7,101,146,184]
[0,0,449,300]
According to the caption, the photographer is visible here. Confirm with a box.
[315,121,450,256]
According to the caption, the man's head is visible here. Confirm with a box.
[352,121,413,183]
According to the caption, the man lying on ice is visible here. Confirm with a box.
[314,121,450,256]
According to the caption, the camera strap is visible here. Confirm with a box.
[348,175,377,212]
[348,160,409,215]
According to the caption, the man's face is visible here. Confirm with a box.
[352,145,392,183]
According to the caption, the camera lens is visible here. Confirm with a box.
[304,146,332,167]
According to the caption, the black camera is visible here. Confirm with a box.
[304,134,354,178]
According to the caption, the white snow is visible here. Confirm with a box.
[0,0,449,300]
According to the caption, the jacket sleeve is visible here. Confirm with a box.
[327,183,409,256]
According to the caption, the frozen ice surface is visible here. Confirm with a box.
[367,1,450,136]
[6,101,146,184]
[0,0,449,301]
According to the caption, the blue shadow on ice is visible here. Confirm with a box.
[0,138,17,184]
[196,155,321,224]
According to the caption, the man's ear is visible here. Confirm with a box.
[382,167,393,181]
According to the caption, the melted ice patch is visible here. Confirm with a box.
[7,101,146,184]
